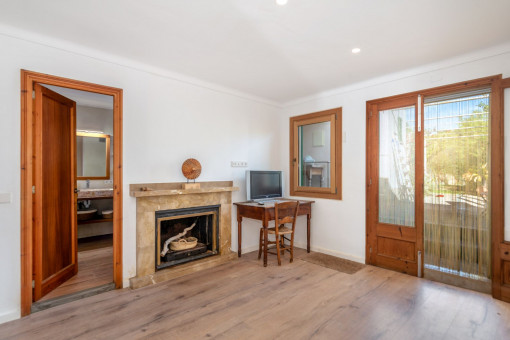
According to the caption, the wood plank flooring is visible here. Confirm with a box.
[3,248,510,339]
[39,239,113,301]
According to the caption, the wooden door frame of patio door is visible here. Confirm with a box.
[492,76,510,301]
[366,75,503,286]
[20,70,123,316]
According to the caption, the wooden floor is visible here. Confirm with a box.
[3,248,510,339]
[39,237,113,301]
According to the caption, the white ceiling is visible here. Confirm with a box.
[1,0,510,104]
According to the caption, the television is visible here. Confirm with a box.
[246,170,284,201]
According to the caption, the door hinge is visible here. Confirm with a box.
[32,280,35,288]
[369,179,372,186]
[32,186,35,194]
[32,90,35,99]
[335,113,338,120]
[369,111,373,117]
[370,247,372,254]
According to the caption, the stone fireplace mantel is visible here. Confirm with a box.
[129,181,238,289]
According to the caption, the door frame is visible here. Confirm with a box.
[20,70,123,316]
[366,75,503,283]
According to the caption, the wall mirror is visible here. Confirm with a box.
[77,131,111,180]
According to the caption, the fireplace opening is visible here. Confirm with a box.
[155,205,219,270]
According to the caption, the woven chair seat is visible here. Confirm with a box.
[266,226,293,234]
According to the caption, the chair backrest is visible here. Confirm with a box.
[274,200,300,233]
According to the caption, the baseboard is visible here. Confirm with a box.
[293,242,365,264]
[240,245,260,254]
[0,309,20,324]
[239,243,365,264]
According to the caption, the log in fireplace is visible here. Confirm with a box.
[155,205,220,270]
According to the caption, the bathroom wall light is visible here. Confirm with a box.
[276,0,288,6]
[352,47,361,54]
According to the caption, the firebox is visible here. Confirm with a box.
[155,205,219,270]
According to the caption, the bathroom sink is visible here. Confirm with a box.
[77,209,98,221]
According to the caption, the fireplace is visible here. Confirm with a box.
[156,205,219,270]
[129,181,237,289]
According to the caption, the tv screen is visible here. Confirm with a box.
[247,170,283,200]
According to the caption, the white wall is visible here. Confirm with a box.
[0,33,280,323]
[279,48,510,263]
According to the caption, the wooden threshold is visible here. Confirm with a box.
[31,283,115,314]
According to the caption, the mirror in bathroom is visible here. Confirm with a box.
[76,131,111,180]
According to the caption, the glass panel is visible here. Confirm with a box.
[424,92,491,281]
[378,106,415,226]
[298,121,331,188]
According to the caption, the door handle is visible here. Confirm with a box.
[74,188,80,193]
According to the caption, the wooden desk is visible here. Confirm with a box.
[234,199,314,267]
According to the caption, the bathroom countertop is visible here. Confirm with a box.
[78,188,114,199]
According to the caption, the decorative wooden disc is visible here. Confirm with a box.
[182,158,202,180]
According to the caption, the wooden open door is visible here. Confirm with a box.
[366,95,424,276]
[32,84,78,301]
[492,77,510,302]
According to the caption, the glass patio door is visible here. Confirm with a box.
[423,89,491,291]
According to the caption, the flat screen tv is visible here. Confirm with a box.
[246,170,283,201]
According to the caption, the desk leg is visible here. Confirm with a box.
[263,220,268,267]
[237,216,242,257]
[307,213,311,253]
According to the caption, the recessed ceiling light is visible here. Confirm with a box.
[276,0,288,6]
[352,48,361,54]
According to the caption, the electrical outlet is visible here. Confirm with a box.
[231,161,248,167]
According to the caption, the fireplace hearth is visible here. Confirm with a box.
[156,205,219,270]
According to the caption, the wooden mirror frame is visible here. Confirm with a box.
[76,131,111,180]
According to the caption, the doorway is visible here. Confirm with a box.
[366,75,507,300]
[20,70,123,316]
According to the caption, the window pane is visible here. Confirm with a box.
[379,106,415,226]
[298,121,331,188]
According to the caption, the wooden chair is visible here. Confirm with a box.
[258,201,300,265]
